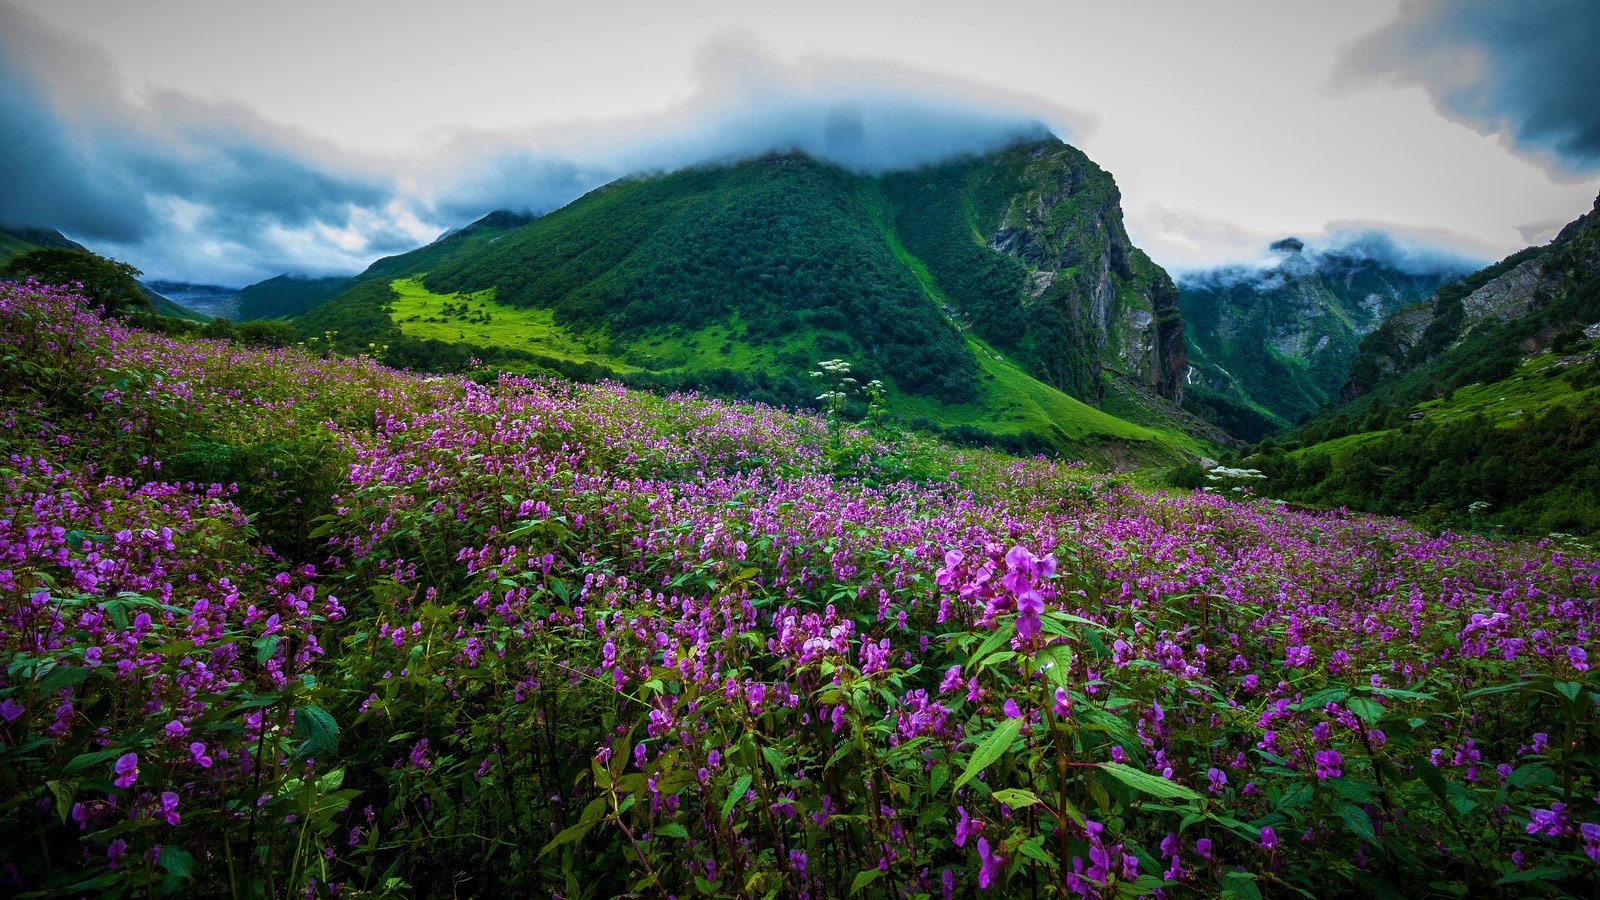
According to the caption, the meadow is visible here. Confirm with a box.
[1,280,1597,898]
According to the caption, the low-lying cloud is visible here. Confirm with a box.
[1173,224,1491,293]
[1334,0,1600,177]
[0,7,1079,286]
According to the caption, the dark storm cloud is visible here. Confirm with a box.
[1337,0,1600,175]
[0,2,403,283]
[2,6,1082,283]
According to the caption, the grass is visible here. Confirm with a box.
[1414,348,1600,424]
[385,276,1198,467]
[389,277,625,368]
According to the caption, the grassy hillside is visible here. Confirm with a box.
[309,276,1196,466]
[1237,337,1600,538]
[299,143,1207,466]
[234,274,353,321]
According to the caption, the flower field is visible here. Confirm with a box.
[1,280,1598,898]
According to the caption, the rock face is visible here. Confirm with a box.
[882,139,1186,405]
[986,142,1187,403]
[1342,190,1600,401]
[1178,239,1458,430]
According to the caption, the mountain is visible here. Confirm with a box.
[0,224,88,263]
[1341,193,1600,408]
[226,212,538,321]
[297,139,1210,465]
[1232,191,1600,537]
[233,274,355,321]
[1,226,210,320]
[143,280,239,319]
[1178,239,1463,440]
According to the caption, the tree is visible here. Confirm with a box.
[0,247,149,317]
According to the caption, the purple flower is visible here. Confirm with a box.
[1570,646,1590,671]
[1527,803,1571,837]
[0,698,23,722]
[189,742,213,768]
[939,664,963,693]
[159,791,181,826]
[1207,767,1227,792]
[1314,749,1343,780]
[113,752,138,789]
[977,836,1004,890]
[1195,837,1213,860]
[1003,699,1022,719]
[955,805,982,847]
[1259,826,1278,851]
[106,839,127,867]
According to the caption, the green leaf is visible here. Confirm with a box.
[159,845,194,879]
[254,635,280,664]
[1278,781,1313,810]
[992,788,1043,809]
[293,704,339,759]
[1016,837,1058,869]
[1553,681,1583,703]
[1499,865,1574,885]
[1221,870,1264,900]
[851,869,884,894]
[1295,687,1350,711]
[1337,801,1378,845]
[1346,697,1384,726]
[967,626,1013,671]
[65,748,124,774]
[1095,762,1202,802]
[654,823,689,839]
[721,774,753,821]
[953,717,1022,792]
[539,819,596,857]
[46,779,77,825]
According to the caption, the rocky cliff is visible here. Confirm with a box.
[881,139,1186,406]
[1342,191,1600,402]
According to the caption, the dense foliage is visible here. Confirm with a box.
[3,281,1598,898]
[422,155,980,403]
[1,248,149,317]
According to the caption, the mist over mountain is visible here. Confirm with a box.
[1177,232,1473,438]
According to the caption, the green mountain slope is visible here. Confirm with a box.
[0,224,87,264]
[1339,191,1600,413]
[300,140,1207,465]
[1179,239,1460,439]
[230,211,537,321]
[235,274,355,321]
[1232,191,1600,537]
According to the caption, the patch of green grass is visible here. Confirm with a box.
[389,277,625,368]
[1415,349,1600,424]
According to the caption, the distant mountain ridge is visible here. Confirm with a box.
[1179,239,1464,439]
[1229,190,1600,538]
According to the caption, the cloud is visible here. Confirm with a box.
[1,7,1083,286]
[415,36,1084,223]
[0,3,414,285]
[1149,207,1493,288]
[1334,0,1600,177]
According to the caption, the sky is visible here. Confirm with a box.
[2,0,1599,286]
